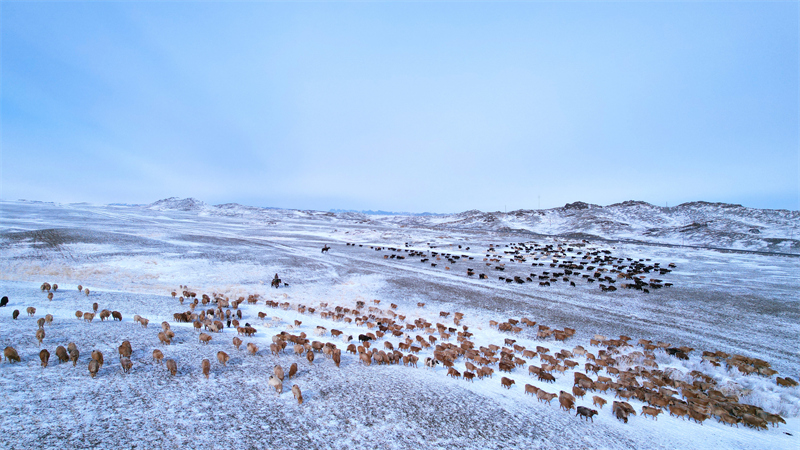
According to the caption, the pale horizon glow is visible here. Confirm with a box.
[2,2,798,213]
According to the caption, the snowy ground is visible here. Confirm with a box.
[0,201,798,449]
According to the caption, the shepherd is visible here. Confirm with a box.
[322,245,330,253]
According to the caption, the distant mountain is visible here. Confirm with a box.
[140,197,799,253]
[329,209,444,216]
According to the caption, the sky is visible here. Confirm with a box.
[1,2,798,213]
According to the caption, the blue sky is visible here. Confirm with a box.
[2,2,798,212]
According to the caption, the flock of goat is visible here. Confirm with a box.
[347,239,676,294]
[0,239,794,434]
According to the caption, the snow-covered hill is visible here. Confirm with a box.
[143,198,799,254]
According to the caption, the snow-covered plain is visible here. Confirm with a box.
[0,199,797,450]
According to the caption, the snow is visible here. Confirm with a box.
[0,199,798,449]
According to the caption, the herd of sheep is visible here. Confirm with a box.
[0,242,795,434]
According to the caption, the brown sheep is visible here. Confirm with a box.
[642,406,662,420]
[232,337,243,350]
[99,310,111,321]
[559,391,576,412]
[120,357,133,373]
[537,390,557,404]
[165,359,178,375]
[153,349,164,364]
[27,307,36,317]
[119,343,132,359]
[217,351,229,366]
[307,350,315,365]
[83,312,95,323]
[199,333,212,345]
[52,283,58,291]
[39,349,50,368]
[201,359,211,379]
[12,310,19,320]
[69,348,80,366]
[268,375,283,394]
[75,310,83,319]
[4,347,20,363]
[112,311,122,321]
[56,346,69,363]
[37,318,46,329]
[501,377,515,389]
[288,362,298,379]
[88,359,100,378]
[158,332,171,345]
[592,396,607,409]
[93,302,98,312]
[359,352,372,366]
[525,384,539,396]
[85,288,90,296]
[247,343,259,355]
[78,284,83,292]
[292,384,303,404]
[47,293,53,301]
[36,328,45,346]
[333,349,341,368]
[91,350,104,369]
[45,314,54,325]
[139,318,149,328]
[274,365,285,381]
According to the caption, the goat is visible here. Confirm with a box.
[292,384,303,404]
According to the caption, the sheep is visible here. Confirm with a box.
[525,384,539,396]
[559,391,576,412]
[75,311,83,319]
[56,346,69,363]
[88,360,100,378]
[268,375,283,394]
[83,312,95,323]
[199,333,212,345]
[140,318,149,328]
[68,342,78,354]
[501,377,515,389]
[232,337,243,350]
[165,359,178,375]
[201,359,211,379]
[153,349,164,364]
[158,332,171,346]
[36,328,45,346]
[576,406,598,422]
[37,318,46,329]
[39,349,50,368]
[12,310,19,320]
[91,350,104,369]
[4,346,20,363]
[112,311,122,321]
[0,296,7,307]
[120,357,133,373]
[274,365,284,381]
[288,362,298,379]
[27,307,36,317]
[47,293,53,301]
[119,342,132,359]
[307,350,315,365]
[45,314,54,325]
[642,406,662,420]
[78,285,83,292]
[84,288,90,296]
[217,351,229,366]
[333,349,341,368]
[69,348,80,366]
[292,384,303,404]
[537,390,557,404]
